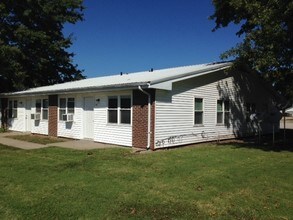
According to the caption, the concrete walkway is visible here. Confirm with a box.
[0,132,125,150]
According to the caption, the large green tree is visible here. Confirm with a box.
[0,0,85,93]
[210,0,293,105]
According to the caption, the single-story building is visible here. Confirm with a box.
[0,62,281,150]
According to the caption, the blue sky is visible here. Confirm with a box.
[64,0,242,78]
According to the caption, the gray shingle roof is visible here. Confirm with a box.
[4,62,232,96]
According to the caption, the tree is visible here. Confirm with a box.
[210,0,293,105]
[0,0,85,93]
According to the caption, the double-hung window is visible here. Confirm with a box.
[217,100,224,124]
[59,98,75,121]
[8,100,18,118]
[217,100,230,125]
[224,100,230,125]
[108,97,118,123]
[42,99,49,120]
[35,99,48,120]
[108,95,131,124]
[120,96,131,124]
[36,99,42,114]
[194,98,203,125]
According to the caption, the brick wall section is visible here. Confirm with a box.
[132,89,156,150]
[48,95,58,137]
[1,98,8,129]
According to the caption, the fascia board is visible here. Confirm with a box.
[149,65,231,91]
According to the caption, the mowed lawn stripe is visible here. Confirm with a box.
[0,144,292,219]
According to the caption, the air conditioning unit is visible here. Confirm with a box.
[31,113,41,120]
[62,114,74,122]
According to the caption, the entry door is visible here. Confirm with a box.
[83,97,94,139]
[25,99,32,132]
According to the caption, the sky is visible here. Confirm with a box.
[64,0,242,78]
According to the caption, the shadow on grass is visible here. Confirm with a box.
[217,129,293,152]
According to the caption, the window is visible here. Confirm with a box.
[120,96,131,124]
[59,98,66,120]
[108,95,131,124]
[8,100,18,118]
[42,99,48,120]
[217,100,224,124]
[67,98,75,114]
[59,98,75,121]
[34,99,48,120]
[217,100,230,125]
[108,97,118,123]
[224,100,230,125]
[194,98,203,125]
[36,99,42,113]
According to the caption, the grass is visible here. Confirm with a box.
[6,134,66,145]
[0,143,292,219]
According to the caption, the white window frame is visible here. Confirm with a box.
[216,99,230,125]
[194,97,204,126]
[120,95,131,124]
[107,95,132,125]
[59,97,75,121]
[108,96,118,124]
[34,98,49,120]
[42,99,49,120]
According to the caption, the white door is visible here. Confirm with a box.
[83,97,94,139]
[25,99,32,132]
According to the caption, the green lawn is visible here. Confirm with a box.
[0,143,292,219]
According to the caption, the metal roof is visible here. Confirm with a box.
[3,62,232,96]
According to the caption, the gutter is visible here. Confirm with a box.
[138,85,151,150]
[0,82,150,98]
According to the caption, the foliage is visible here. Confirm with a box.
[0,127,7,133]
[210,0,293,103]
[0,0,85,93]
[0,143,292,219]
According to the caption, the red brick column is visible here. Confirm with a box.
[48,95,58,137]
[132,89,155,150]
[1,98,8,129]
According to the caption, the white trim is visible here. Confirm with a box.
[193,96,204,126]
[107,95,132,126]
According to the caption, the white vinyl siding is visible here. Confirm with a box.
[217,100,230,125]
[194,98,203,125]
[95,91,132,146]
[155,71,277,149]
[30,97,49,135]
[8,100,18,118]
[8,99,26,132]
[107,96,131,125]
[58,96,82,139]
[59,98,75,121]
[56,91,132,146]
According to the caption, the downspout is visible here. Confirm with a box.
[138,85,151,150]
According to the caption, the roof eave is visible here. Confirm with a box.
[1,82,150,97]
